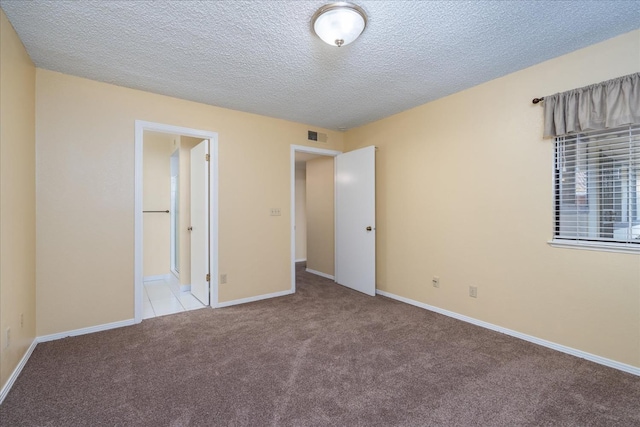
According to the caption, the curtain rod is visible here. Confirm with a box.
[532,97,544,104]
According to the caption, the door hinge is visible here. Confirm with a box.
[206,273,210,282]
[205,154,210,161]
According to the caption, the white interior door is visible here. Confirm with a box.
[335,146,376,296]
[190,139,209,305]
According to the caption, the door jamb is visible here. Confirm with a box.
[135,120,219,323]
[290,145,342,293]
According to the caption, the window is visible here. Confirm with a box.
[554,124,640,250]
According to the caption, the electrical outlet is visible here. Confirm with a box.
[432,276,440,288]
[20,313,24,328]
[5,328,10,349]
[220,274,228,284]
[469,286,478,298]
[270,208,281,216]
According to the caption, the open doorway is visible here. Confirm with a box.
[134,121,218,323]
[141,132,210,319]
[290,145,341,292]
[294,151,336,280]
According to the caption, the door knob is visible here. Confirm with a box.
[366,226,372,231]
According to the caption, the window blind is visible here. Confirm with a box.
[554,124,640,245]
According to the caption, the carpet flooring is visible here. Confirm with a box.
[1,264,639,426]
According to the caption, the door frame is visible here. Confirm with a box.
[290,145,342,293]
[135,120,219,323]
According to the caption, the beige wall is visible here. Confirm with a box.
[178,136,203,286]
[345,30,640,368]
[306,157,335,276]
[35,69,344,336]
[142,131,174,277]
[0,9,36,390]
[295,167,307,261]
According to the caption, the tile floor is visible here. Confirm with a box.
[143,274,206,319]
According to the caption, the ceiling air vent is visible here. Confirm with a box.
[308,130,328,143]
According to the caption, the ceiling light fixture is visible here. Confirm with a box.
[312,2,367,47]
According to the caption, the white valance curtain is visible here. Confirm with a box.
[543,72,640,138]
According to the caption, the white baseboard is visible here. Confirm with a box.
[305,268,334,280]
[179,284,191,292]
[295,258,307,263]
[0,338,38,405]
[216,289,293,308]
[37,319,136,343]
[376,290,640,377]
[143,274,165,282]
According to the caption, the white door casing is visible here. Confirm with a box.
[190,139,210,305]
[335,146,376,296]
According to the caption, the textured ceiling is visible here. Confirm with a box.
[1,1,639,130]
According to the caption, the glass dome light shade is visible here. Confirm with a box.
[312,3,367,47]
